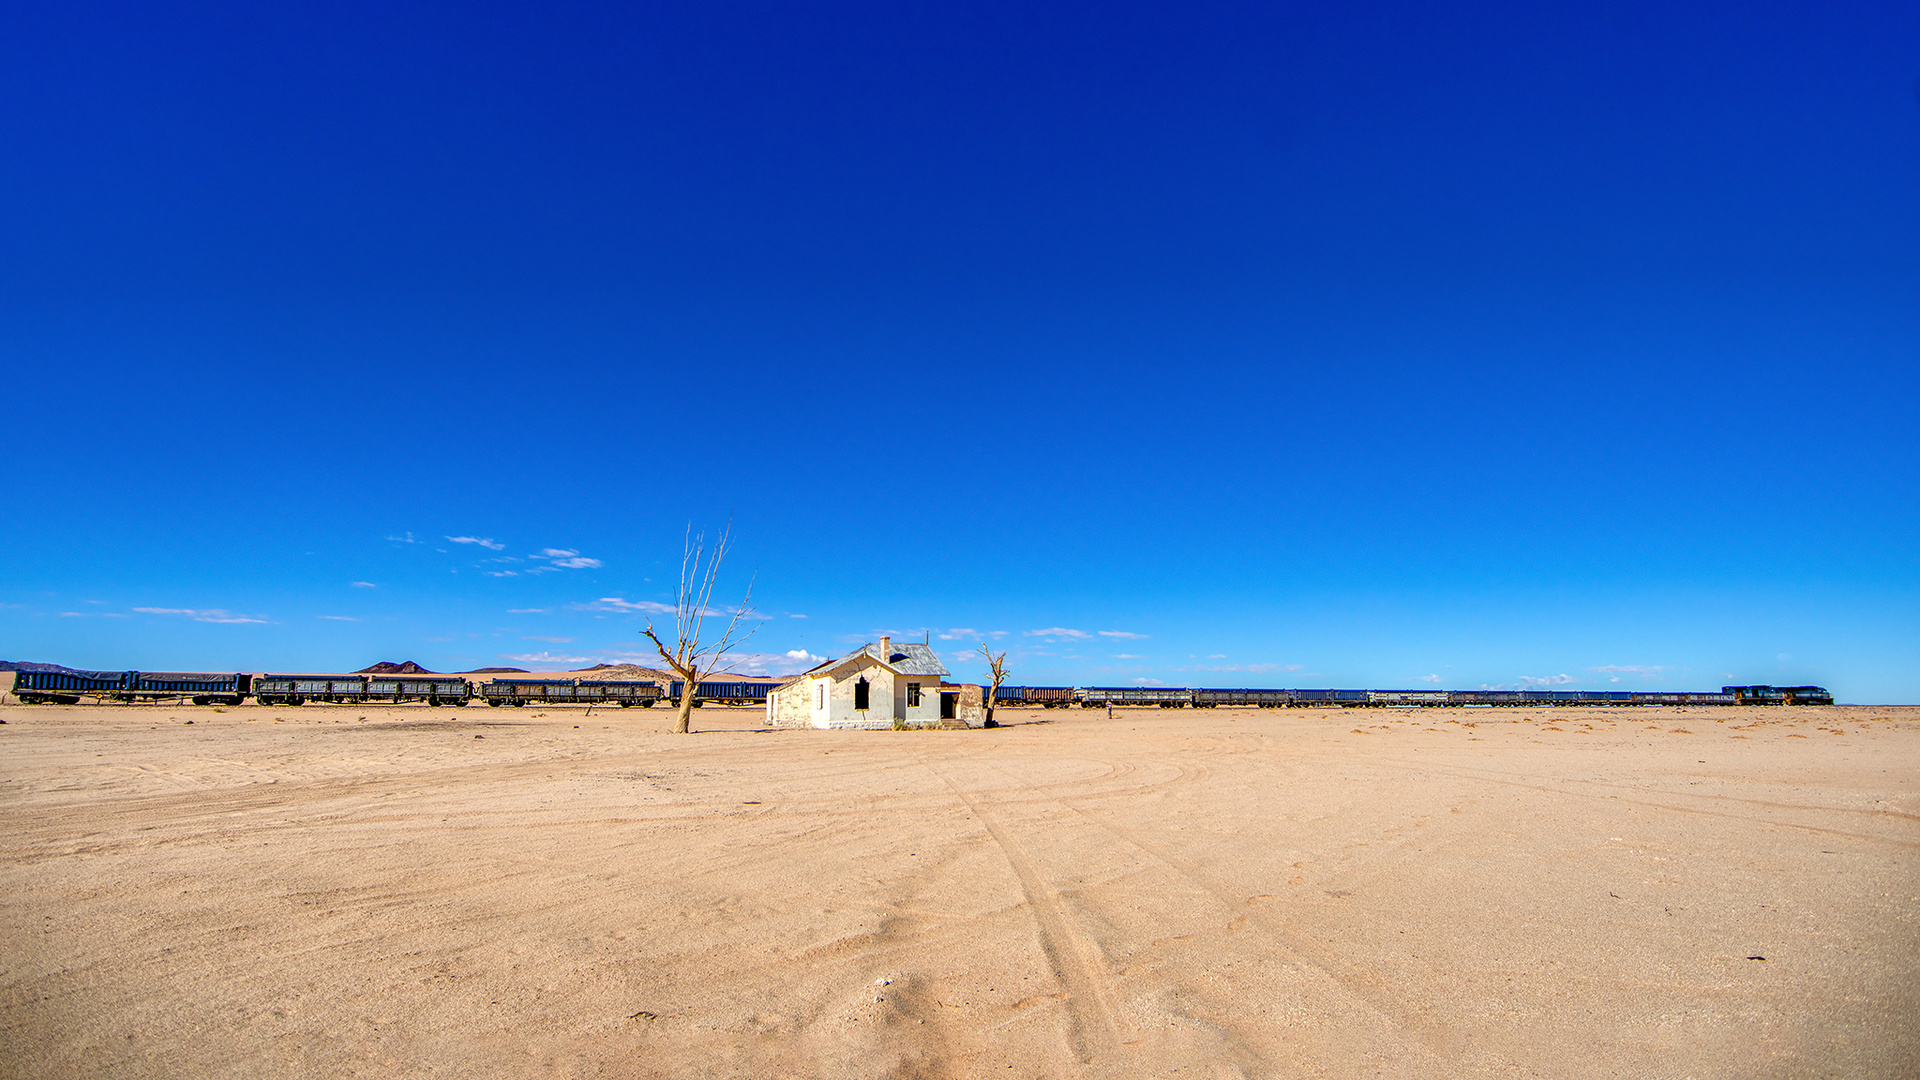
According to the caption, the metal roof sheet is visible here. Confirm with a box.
[868,641,949,676]
[803,641,950,678]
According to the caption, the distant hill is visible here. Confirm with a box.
[568,663,676,683]
[0,661,79,673]
[354,660,437,674]
[566,663,776,683]
[461,667,529,674]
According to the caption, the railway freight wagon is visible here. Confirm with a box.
[13,670,250,705]
[1193,688,1295,707]
[666,680,774,706]
[253,674,471,706]
[482,680,663,707]
[1078,686,1194,707]
[1288,690,1370,707]
[993,686,1077,707]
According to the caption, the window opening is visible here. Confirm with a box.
[854,677,870,711]
[907,683,921,707]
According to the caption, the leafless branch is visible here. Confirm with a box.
[642,521,758,733]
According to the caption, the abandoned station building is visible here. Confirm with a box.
[768,636,984,729]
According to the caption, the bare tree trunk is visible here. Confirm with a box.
[675,679,696,734]
[641,522,758,735]
[979,643,1008,729]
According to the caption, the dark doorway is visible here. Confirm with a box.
[854,677,870,711]
[939,691,957,720]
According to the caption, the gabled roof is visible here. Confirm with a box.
[804,641,950,679]
[864,641,948,676]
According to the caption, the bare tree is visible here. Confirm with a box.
[642,523,758,734]
[978,643,1009,728]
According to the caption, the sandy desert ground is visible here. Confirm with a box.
[2,702,1915,1079]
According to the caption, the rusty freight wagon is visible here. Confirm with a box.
[993,686,1077,707]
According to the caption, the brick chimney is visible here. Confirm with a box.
[878,636,891,662]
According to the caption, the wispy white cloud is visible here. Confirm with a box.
[501,651,596,665]
[1207,654,1227,659]
[528,548,603,570]
[507,608,549,614]
[485,570,518,577]
[716,650,826,677]
[788,613,807,618]
[351,581,377,589]
[1517,674,1578,688]
[1414,674,1443,683]
[447,536,506,550]
[1025,627,1090,639]
[386,532,417,544]
[1586,664,1670,684]
[937,627,1009,641]
[573,596,676,615]
[318,615,361,622]
[1113,653,1144,659]
[1099,630,1148,640]
[1130,677,1168,686]
[133,607,269,625]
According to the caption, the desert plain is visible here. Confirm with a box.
[1,701,1915,1079]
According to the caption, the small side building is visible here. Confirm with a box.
[768,636,984,729]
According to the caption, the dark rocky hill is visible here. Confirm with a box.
[354,661,436,675]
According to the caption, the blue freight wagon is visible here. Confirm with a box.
[13,669,136,704]
[667,680,774,706]
[13,669,247,705]
[133,672,250,705]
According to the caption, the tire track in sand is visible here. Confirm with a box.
[982,761,1508,1077]
[925,762,1127,1063]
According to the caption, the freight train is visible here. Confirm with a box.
[997,684,1835,708]
[9,670,774,707]
[9,670,1831,709]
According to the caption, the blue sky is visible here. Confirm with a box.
[3,1,1916,701]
